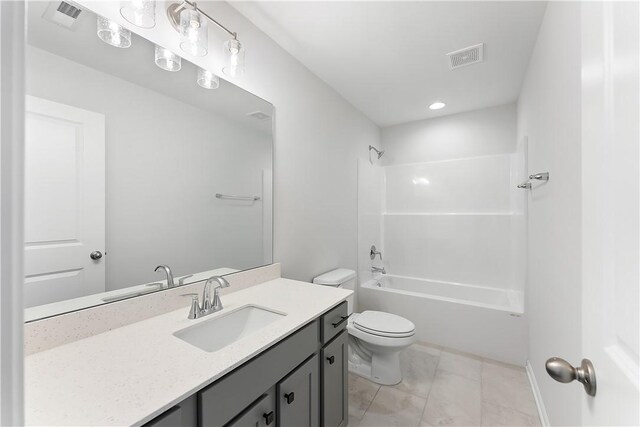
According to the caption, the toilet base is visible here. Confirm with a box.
[347,342,403,385]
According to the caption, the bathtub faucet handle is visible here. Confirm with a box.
[370,245,383,261]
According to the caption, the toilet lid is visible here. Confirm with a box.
[353,311,415,337]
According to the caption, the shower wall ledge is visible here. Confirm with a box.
[383,212,523,216]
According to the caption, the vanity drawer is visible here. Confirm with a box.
[320,302,348,345]
[199,320,319,426]
[225,388,276,427]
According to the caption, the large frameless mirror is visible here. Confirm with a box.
[24,1,273,321]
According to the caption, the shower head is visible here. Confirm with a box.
[369,145,385,159]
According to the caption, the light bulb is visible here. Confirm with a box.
[429,102,446,110]
[222,39,245,77]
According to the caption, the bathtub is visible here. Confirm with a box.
[358,275,528,365]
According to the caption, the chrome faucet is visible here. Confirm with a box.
[371,266,386,274]
[155,265,175,288]
[185,276,231,319]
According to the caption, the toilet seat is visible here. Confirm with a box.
[352,311,415,338]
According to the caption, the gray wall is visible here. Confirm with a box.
[26,46,271,290]
[381,103,517,164]
[516,3,582,425]
[180,3,382,282]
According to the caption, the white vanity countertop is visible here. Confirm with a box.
[25,278,352,426]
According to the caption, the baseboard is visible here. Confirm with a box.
[526,360,550,427]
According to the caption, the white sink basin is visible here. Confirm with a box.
[174,305,287,352]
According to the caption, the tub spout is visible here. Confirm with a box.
[372,266,386,274]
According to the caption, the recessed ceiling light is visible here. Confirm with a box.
[429,102,446,110]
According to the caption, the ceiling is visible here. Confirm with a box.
[231,1,547,127]
[27,1,273,134]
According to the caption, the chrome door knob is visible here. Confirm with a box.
[90,251,103,260]
[545,357,596,396]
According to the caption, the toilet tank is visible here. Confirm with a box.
[313,268,356,314]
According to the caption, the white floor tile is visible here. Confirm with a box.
[359,387,426,427]
[392,343,441,398]
[421,370,482,426]
[349,373,381,420]
[481,402,541,427]
[437,350,482,381]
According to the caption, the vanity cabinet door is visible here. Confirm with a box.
[321,331,348,427]
[226,389,276,427]
[277,354,319,427]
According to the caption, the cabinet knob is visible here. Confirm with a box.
[326,355,335,365]
[263,411,274,425]
[284,392,295,404]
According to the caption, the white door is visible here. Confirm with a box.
[24,96,106,307]
[581,1,639,425]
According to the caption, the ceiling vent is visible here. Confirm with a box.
[247,111,271,121]
[42,1,83,30]
[446,43,484,70]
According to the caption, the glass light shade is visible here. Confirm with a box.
[96,16,131,48]
[222,39,245,77]
[179,8,208,57]
[154,45,181,72]
[197,68,220,90]
[120,0,156,29]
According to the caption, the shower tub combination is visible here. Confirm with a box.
[357,153,528,365]
[358,274,527,365]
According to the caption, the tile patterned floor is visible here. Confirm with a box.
[348,342,541,427]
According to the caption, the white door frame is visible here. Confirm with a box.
[0,1,25,425]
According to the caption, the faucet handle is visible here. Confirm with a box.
[181,293,201,319]
[178,274,194,286]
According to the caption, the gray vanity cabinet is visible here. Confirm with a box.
[321,331,348,427]
[277,354,319,427]
[142,301,348,427]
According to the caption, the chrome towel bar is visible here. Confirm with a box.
[215,193,261,201]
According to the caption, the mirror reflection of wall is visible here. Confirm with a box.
[24,2,273,321]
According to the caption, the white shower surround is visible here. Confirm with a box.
[357,149,527,365]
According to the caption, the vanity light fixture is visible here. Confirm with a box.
[167,1,245,76]
[155,45,182,71]
[429,101,446,110]
[96,16,132,48]
[120,0,156,29]
[197,68,220,89]
[179,4,208,57]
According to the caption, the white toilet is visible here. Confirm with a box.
[313,268,416,385]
